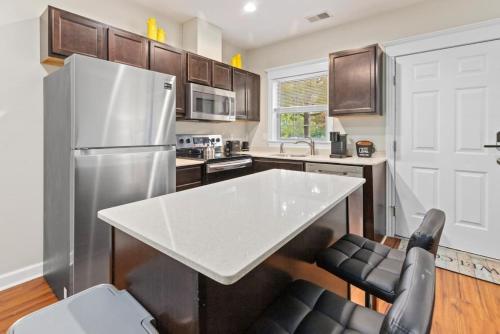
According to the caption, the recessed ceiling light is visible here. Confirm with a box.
[243,2,257,13]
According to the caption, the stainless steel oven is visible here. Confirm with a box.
[205,158,253,184]
[186,83,236,121]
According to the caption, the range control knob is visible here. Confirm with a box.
[179,139,184,144]
[186,139,191,144]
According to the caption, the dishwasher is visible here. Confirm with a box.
[305,163,364,236]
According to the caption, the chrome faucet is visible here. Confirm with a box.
[280,142,286,153]
[294,137,316,156]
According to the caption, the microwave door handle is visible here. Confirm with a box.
[231,97,236,119]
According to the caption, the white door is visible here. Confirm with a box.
[395,40,500,259]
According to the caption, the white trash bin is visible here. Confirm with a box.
[8,284,158,334]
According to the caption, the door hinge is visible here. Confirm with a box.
[393,140,397,153]
[391,206,396,217]
[393,75,396,86]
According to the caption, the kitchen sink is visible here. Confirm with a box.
[271,153,309,158]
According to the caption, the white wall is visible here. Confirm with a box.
[0,19,47,284]
[0,0,248,286]
[183,18,223,61]
[245,0,500,151]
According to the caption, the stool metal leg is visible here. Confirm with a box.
[365,292,373,308]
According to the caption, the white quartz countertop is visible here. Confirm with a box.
[247,151,387,166]
[98,170,365,285]
[176,158,204,167]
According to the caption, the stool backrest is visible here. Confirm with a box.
[407,209,445,257]
[381,247,436,334]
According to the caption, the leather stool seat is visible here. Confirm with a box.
[316,234,405,302]
[248,279,384,334]
[248,247,436,334]
[316,208,445,303]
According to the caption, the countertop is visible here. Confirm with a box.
[98,169,365,285]
[175,152,386,167]
[176,158,204,167]
[247,151,387,166]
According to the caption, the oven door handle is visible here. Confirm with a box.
[206,158,253,174]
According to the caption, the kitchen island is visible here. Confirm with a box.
[99,169,365,333]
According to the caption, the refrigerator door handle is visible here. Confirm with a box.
[74,145,176,156]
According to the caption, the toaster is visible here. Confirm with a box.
[225,140,241,154]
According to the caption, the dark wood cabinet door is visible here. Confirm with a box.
[49,6,107,60]
[150,42,186,115]
[212,62,233,90]
[233,69,247,119]
[329,45,381,116]
[246,72,261,121]
[108,28,149,69]
[187,53,212,86]
[253,158,304,173]
[176,165,203,191]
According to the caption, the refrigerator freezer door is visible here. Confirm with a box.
[71,146,176,294]
[71,55,176,148]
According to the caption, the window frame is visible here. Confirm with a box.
[266,58,331,145]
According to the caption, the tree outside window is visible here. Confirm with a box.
[273,73,328,141]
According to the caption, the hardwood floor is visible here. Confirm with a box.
[0,277,57,333]
[0,238,499,333]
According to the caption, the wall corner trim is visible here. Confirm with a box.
[0,262,43,292]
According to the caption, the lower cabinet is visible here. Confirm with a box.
[252,158,304,173]
[176,165,203,192]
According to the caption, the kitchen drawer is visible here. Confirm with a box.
[176,165,203,191]
[253,158,304,173]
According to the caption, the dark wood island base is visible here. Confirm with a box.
[113,200,348,334]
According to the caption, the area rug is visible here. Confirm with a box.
[397,239,500,285]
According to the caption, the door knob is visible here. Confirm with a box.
[484,131,500,148]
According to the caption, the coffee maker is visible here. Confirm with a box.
[330,131,348,158]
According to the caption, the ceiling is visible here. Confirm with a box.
[133,0,427,49]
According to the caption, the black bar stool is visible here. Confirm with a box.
[316,208,445,304]
[248,247,436,334]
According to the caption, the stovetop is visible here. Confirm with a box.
[176,134,251,163]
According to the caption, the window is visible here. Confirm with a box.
[268,60,330,143]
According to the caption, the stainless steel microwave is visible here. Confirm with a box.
[186,83,236,122]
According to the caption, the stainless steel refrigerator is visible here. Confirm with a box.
[43,54,176,299]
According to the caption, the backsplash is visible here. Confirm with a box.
[176,120,251,142]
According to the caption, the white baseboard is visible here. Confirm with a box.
[0,262,43,292]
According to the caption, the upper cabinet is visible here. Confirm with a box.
[233,69,260,121]
[149,42,186,116]
[40,6,107,64]
[329,44,382,116]
[212,61,233,90]
[39,6,261,122]
[233,69,247,119]
[246,71,261,121]
[187,53,213,86]
[108,28,149,69]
